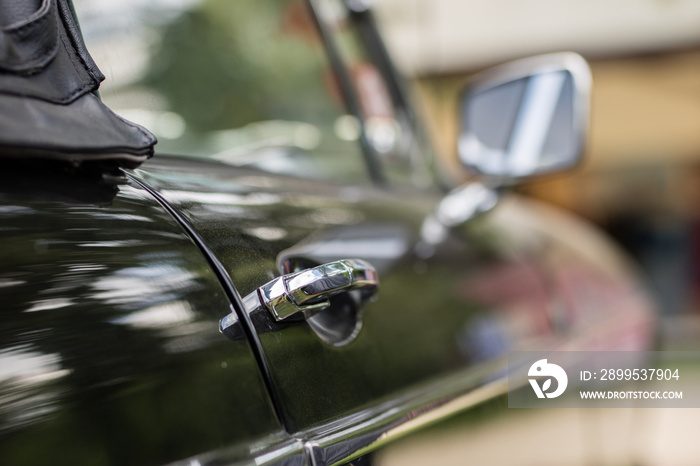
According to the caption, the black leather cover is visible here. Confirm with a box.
[0,0,157,167]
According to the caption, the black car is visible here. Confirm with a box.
[0,0,655,464]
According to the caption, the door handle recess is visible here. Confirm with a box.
[219,259,378,344]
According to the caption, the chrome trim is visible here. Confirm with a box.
[171,363,509,465]
[219,259,379,347]
[418,182,499,257]
[467,52,591,98]
[166,433,306,466]
[221,259,379,326]
[259,259,379,321]
[167,367,508,465]
[436,182,499,227]
[302,360,509,466]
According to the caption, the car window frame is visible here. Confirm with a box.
[307,0,444,190]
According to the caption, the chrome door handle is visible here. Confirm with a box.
[258,258,378,321]
[253,259,379,321]
[219,259,379,344]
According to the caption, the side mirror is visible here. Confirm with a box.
[458,52,591,179]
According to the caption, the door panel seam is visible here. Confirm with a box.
[126,172,289,430]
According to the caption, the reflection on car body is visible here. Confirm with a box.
[0,0,655,464]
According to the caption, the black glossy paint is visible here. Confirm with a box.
[135,156,561,433]
[0,156,655,465]
[0,0,658,463]
[0,161,283,465]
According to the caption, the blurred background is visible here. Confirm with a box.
[371,0,700,333]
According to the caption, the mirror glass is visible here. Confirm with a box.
[458,58,587,179]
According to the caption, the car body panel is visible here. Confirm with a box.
[0,163,284,465]
[0,155,656,465]
[0,0,659,463]
[133,155,656,446]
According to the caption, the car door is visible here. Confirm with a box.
[136,153,555,417]
[1,0,659,464]
[0,162,292,466]
[71,0,660,463]
[125,1,557,460]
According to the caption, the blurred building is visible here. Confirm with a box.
[374,0,700,320]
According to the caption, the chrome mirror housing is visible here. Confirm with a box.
[458,52,591,180]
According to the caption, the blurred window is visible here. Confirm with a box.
[74,0,369,183]
[315,0,434,187]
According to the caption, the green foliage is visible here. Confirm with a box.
[144,0,336,132]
